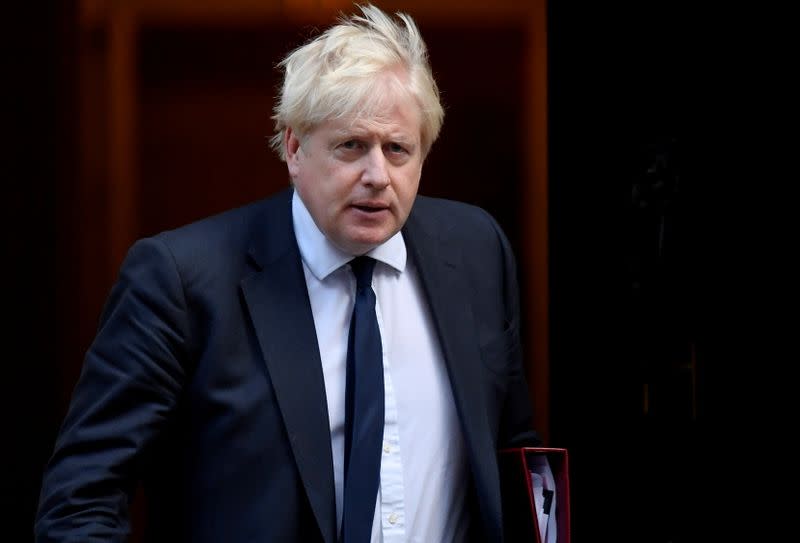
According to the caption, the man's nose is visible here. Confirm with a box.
[361,146,390,188]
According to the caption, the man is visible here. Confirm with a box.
[36,5,536,542]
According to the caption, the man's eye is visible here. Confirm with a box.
[340,140,360,150]
[387,143,406,154]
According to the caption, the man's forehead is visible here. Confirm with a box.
[328,116,419,139]
[328,93,421,137]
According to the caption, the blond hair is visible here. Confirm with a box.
[270,4,444,159]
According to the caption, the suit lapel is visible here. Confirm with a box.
[240,190,336,543]
[403,204,504,542]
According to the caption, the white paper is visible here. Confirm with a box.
[528,455,557,543]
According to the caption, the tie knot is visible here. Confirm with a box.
[350,256,376,291]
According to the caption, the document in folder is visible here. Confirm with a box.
[498,447,570,543]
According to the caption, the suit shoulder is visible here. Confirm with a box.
[121,188,291,281]
[411,195,507,244]
[143,189,287,254]
[413,194,487,218]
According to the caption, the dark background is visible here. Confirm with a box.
[7,1,750,541]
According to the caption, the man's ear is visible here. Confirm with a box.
[285,127,302,177]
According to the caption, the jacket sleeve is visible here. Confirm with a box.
[483,210,539,448]
[35,237,191,542]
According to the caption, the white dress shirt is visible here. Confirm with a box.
[292,192,469,542]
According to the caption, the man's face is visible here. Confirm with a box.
[286,84,423,255]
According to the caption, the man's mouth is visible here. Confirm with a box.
[352,203,388,213]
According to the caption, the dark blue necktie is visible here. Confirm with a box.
[342,256,384,543]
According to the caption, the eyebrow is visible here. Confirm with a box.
[331,128,418,145]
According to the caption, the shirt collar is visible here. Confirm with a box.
[292,190,407,281]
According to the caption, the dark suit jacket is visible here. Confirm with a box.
[36,188,533,542]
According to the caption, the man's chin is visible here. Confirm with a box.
[334,229,395,256]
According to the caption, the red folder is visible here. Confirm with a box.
[499,447,571,543]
